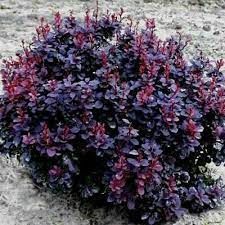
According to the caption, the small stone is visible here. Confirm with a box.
[174,24,182,30]
[188,0,204,6]
[144,0,152,3]
[194,43,200,49]
[203,25,211,31]
[188,0,197,5]
[198,0,205,6]
[213,31,220,35]
[27,14,39,20]
[0,4,11,9]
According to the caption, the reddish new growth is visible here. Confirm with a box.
[110,156,128,193]
[22,133,35,145]
[90,122,109,147]
[136,84,155,105]
[184,119,203,139]
[41,123,52,146]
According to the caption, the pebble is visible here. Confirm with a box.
[198,0,205,6]
[188,0,197,5]
[0,4,11,9]
[27,14,39,20]
[188,0,204,6]
[203,24,211,31]
[174,24,182,30]
[213,31,220,35]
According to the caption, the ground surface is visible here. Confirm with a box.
[1,0,225,224]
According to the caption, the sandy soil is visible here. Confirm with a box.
[1,0,225,224]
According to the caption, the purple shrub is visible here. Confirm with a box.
[1,9,225,224]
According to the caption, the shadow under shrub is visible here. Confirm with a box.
[1,9,225,225]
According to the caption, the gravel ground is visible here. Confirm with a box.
[1,0,225,224]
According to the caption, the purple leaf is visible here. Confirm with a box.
[141,213,149,220]
[47,148,56,157]
[129,150,139,156]
[138,187,145,196]
[127,158,140,167]
[127,199,135,210]
[140,159,149,167]
[130,138,139,145]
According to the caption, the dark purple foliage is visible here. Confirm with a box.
[1,9,225,225]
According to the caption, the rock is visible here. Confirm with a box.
[174,24,182,30]
[188,0,197,5]
[198,0,205,6]
[203,24,211,31]
[213,30,220,35]
[27,14,39,21]
[188,0,204,6]
[0,4,11,9]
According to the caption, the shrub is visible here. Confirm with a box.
[1,9,225,225]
